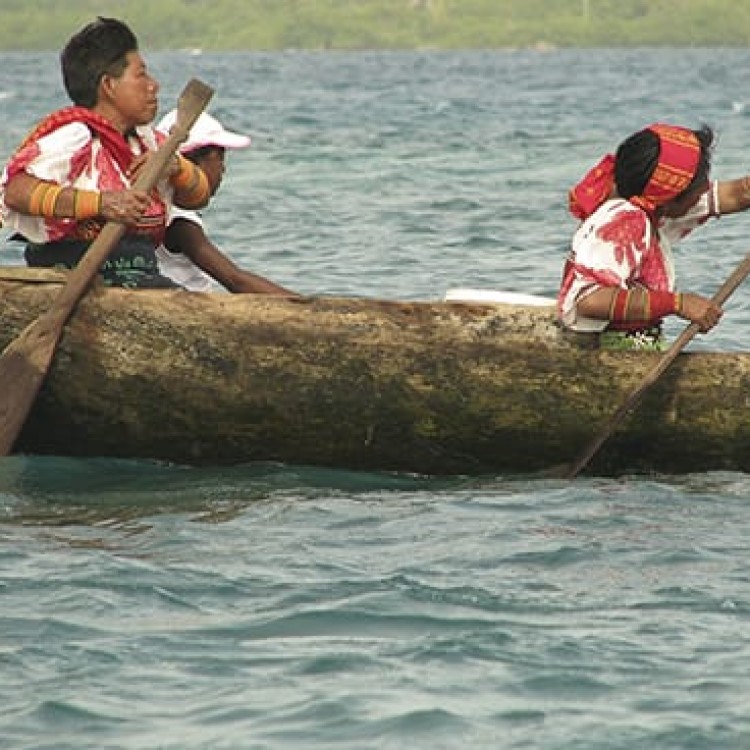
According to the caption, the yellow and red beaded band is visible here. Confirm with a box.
[72,189,102,220]
[28,181,62,217]
[27,182,101,220]
[170,156,210,207]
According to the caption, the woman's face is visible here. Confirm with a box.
[101,51,159,130]
[195,148,226,196]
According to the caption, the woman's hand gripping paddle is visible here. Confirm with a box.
[0,78,214,456]
[566,250,750,478]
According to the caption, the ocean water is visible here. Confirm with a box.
[3,47,750,749]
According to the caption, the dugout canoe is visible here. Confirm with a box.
[1,266,749,477]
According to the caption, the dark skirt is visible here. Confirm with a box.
[24,236,181,289]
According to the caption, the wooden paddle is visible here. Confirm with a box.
[0,78,214,456]
[566,250,750,478]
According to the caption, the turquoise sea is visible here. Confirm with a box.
[3,47,750,748]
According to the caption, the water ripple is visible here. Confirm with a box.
[4,47,750,749]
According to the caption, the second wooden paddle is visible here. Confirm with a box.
[566,250,750,478]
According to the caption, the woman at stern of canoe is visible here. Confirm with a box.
[559,123,750,350]
[0,16,210,288]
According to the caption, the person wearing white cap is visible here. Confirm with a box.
[155,110,295,294]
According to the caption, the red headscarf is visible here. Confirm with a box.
[568,123,701,221]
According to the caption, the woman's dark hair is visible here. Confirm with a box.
[614,124,714,200]
[60,17,138,108]
[183,145,225,164]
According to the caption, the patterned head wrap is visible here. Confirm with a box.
[568,123,701,220]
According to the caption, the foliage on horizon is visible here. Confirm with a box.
[1,0,749,51]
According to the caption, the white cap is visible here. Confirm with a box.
[157,110,251,153]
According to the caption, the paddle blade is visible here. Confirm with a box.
[0,309,66,455]
[173,78,215,140]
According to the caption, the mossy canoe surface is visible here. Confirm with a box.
[1,267,748,476]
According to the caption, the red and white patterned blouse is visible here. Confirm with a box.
[558,182,720,332]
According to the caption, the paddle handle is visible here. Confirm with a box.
[566,250,750,478]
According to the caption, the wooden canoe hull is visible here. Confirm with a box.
[2,268,750,476]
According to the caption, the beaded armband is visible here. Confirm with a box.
[609,288,681,324]
[171,156,210,207]
[27,182,101,220]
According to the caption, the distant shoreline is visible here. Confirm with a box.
[1,1,749,52]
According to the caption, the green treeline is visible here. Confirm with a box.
[2,0,749,51]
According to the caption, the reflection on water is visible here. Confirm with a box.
[0,454,461,527]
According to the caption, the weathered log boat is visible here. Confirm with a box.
[1,266,749,477]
